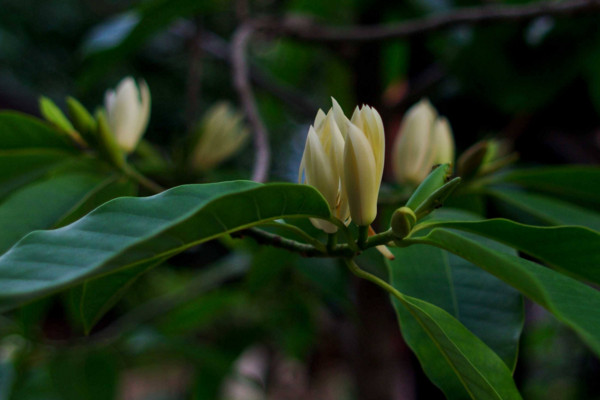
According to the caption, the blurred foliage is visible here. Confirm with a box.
[0,0,599,399]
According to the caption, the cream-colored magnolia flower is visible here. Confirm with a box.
[104,77,151,153]
[392,99,455,185]
[299,99,385,230]
[189,102,249,171]
[299,103,349,233]
[344,105,385,226]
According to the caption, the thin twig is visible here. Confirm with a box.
[232,22,271,182]
[198,30,317,117]
[266,0,600,42]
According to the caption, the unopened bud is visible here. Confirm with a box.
[66,96,96,142]
[391,207,417,239]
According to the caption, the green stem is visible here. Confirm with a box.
[357,225,369,249]
[366,229,395,247]
[243,228,354,258]
[261,222,327,253]
[344,258,405,303]
[123,164,165,194]
[327,232,337,253]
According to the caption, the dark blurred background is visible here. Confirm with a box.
[1,0,599,399]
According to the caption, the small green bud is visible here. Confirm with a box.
[95,109,126,169]
[66,96,96,142]
[39,96,87,147]
[406,163,451,211]
[391,206,417,239]
[413,177,461,219]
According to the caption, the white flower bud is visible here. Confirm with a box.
[393,99,455,185]
[189,102,249,171]
[104,77,151,153]
[344,105,385,226]
[299,100,349,233]
[300,100,385,230]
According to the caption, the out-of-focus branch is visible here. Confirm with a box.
[227,0,600,184]
[232,22,271,183]
[199,30,317,117]
[263,0,600,42]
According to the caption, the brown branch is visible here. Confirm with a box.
[228,0,600,184]
[232,22,271,182]
[198,30,317,117]
[264,0,600,42]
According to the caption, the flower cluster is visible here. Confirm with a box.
[299,98,385,232]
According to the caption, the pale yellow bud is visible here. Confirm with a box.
[299,101,349,233]
[104,77,151,153]
[432,117,455,165]
[189,102,249,171]
[393,99,455,185]
[343,105,385,227]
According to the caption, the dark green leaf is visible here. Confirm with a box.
[411,228,600,357]
[381,269,522,400]
[490,166,600,206]
[0,182,330,310]
[387,239,523,398]
[0,111,76,151]
[415,217,600,285]
[0,173,110,254]
[487,188,600,230]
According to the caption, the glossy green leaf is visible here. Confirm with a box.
[411,228,600,357]
[0,111,76,151]
[487,188,600,230]
[369,253,522,400]
[415,218,600,285]
[387,240,523,398]
[392,294,521,400]
[0,173,110,254]
[0,181,330,310]
[491,166,600,206]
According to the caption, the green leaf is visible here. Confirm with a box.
[77,257,169,333]
[415,217,600,285]
[0,173,110,254]
[0,182,330,310]
[55,176,137,227]
[393,294,521,400]
[406,163,450,212]
[0,111,76,151]
[411,228,600,357]
[487,188,600,230]
[356,256,521,400]
[387,241,523,398]
[0,150,74,199]
[492,166,600,206]
[389,241,523,368]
